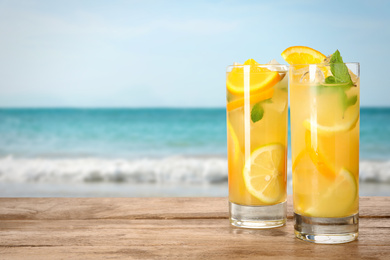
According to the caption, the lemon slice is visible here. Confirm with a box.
[305,168,358,218]
[293,152,358,218]
[227,59,281,96]
[243,144,286,204]
[303,110,359,136]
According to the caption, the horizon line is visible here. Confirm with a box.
[0,106,389,109]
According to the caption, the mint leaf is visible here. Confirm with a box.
[326,50,353,86]
[330,49,343,63]
[344,95,357,111]
[325,76,336,84]
[250,98,273,123]
[339,91,358,117]
[331,64,353,86]
[321,50,356,115]
[251,102,264,123]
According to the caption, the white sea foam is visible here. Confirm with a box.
[0,156,389,184]
[0,156,228,184]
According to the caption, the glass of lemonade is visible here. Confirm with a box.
[226,59,288,228]
[285,47,360,243]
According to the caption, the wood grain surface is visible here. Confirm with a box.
[1,196,389,259]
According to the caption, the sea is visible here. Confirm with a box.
[0,108,389,197]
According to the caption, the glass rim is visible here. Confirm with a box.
[226,64,289,70]
[288,62,359,66]
[227,62,359,67]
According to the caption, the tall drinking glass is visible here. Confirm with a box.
[226,61,288,228]
[290,63,360,243]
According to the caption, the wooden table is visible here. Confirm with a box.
[1,196,389,259]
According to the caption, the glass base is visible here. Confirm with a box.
[294,213,359,244]
[229,201,286,229]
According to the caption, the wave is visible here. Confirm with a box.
[0,156,228,184]
[0,156,389,184]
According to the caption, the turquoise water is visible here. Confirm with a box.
[0,108,227,158]
[0,108,389,191]
[360,108,390,160]
[0,108,389,159]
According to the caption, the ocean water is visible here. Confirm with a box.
[0,108,389,196]
[0,109,227,158]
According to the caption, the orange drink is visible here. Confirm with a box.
[283,46,359,243]
[226,59,288,228]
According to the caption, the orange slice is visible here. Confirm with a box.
[304,131,336,180]
[281,46,327,65]
[227,118,241,165]
[226,59,281,96]
[226,87,274,112]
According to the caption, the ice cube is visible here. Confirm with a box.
[278,72,286,81]
[266,59,280,65]
[265,59,288,79]
[299,65,325,84]
[323,55,332,63]
[265,59,280,71]
[348,69,358,84]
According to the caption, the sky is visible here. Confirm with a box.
[0,0,389,108]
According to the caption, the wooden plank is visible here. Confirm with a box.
[1,219,389,259]
[0,197,228,220]
[1,196,389,220]
[359,196,390,218]
[0,197,389,259]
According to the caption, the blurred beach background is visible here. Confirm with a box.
[0,1,389,197]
